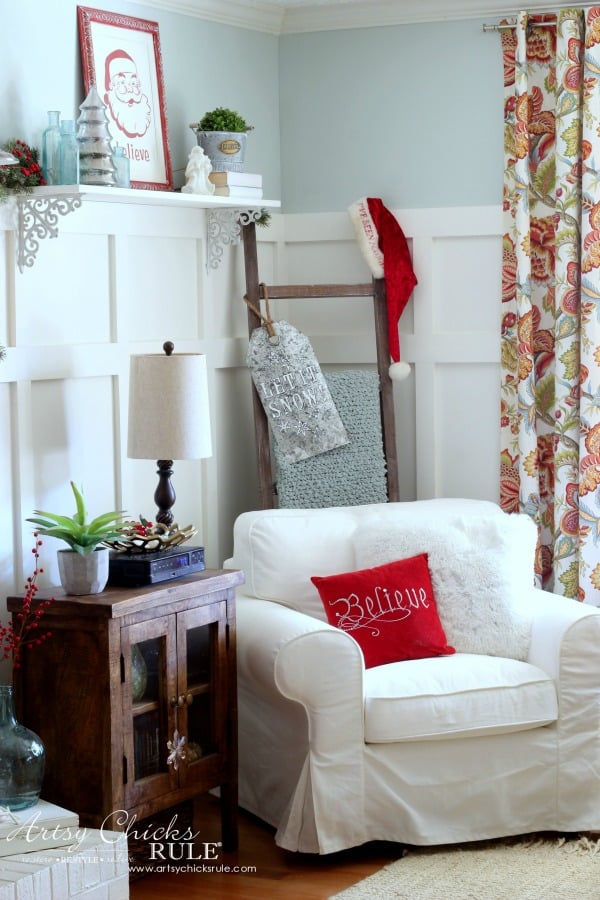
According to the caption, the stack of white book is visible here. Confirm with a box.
[209,171,263,198]
[0,799,81,856]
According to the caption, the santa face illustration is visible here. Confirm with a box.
[104,49,151,139]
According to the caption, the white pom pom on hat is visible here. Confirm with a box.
[348,197,417,382]
[389,361,411,381]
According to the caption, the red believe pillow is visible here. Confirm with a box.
[311,554,455,668]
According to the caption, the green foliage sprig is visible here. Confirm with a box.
[256,209,271,227]
[0,139,45,202]
[191,107,253,133]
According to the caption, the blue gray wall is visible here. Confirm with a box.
[1,4,504,212]
[279,19,505,212]
[0,0,280,198]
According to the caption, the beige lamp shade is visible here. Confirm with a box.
[128,352,212,461]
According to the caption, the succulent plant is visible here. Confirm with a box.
[27,481,127,555]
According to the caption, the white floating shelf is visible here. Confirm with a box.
[62,183,281,209]
[9,185,280,271]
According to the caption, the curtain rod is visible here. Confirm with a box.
[483,18,556,32]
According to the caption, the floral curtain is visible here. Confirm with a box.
[500,9,600,602]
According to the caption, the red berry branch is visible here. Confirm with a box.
[0,535,55,681]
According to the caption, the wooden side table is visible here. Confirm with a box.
[8,568,244,851]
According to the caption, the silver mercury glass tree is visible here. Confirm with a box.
[77,85,117,186]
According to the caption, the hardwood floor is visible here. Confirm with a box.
[128,794,403,899]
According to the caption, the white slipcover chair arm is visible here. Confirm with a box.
[527,588,600,676]
[527,589,600,828]
[236,596,368,852]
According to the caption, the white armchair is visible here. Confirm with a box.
[226,499,600,854]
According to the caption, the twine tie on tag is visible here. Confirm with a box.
[243,284,278,342]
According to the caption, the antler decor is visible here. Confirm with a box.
[104,519,197,554]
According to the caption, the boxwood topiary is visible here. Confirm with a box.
[193,107,253,133]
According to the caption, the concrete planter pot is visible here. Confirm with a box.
[193,130,247,173]
[57,547,109,596]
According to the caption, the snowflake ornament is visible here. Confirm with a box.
[167,730,186,770]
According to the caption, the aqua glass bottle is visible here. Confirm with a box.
[113,146,130,188]
[42,110,61,185]
[59,119,80,185]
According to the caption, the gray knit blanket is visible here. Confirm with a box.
[273,369,388,508]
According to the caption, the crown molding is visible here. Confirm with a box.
[129,0,285,33]
[131,0,565,35]
[282,2,563,33]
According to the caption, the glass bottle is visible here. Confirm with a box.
[59,119,80,185]
[113,146,130,188]
[42,110,61,186]
[131,644,147,702]
[0,684,45,810]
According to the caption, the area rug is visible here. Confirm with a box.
[330,836,600,899]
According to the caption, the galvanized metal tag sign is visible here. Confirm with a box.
[247,320,349,463]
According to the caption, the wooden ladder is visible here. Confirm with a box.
[241,220,399,509]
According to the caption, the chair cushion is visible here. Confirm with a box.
[229,501,519,623]
[354,513,537,660]
[363,653,558,743]
[311,555,455,668]
[242,508,358,620]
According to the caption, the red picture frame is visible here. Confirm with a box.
[77,6,173,191]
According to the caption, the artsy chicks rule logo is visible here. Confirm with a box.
[0,806,220,862]
[1,806,88,853]
[102,809,220,862]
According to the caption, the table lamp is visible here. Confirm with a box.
[127,341,212,526]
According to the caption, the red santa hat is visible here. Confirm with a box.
[104,49,136,91]
[348,197,417,381]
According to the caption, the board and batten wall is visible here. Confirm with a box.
[0,198,502,655]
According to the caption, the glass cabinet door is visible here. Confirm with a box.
[122,616,177,807]
[122,599,228,807]
[176,601,228,775]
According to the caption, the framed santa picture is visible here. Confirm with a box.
[77,6,173,191]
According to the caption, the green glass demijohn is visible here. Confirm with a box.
[0,684,45,810]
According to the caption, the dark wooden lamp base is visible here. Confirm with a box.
[154,459,176,526]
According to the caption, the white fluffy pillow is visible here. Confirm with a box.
[353,514,537,660]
